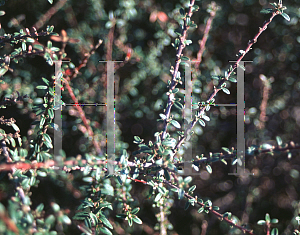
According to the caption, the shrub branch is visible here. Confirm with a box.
[172,10,281,157]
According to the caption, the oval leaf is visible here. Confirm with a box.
[170,120,181,129]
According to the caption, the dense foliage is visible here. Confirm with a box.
[0,0,300,234]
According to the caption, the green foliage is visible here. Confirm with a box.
[0,0,299,234]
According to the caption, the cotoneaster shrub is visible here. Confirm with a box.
[0,0,300,235]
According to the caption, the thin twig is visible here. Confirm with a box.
[0,142,299,172]
[63,81,102,156]
[172,10,280,157]
[257,74,272,130]
[67,39,103,81]
[0,29,51,45]
[194,1,218,71]
[163,180,256,235]
[159,182,167,235]
[32,0,68,30]
[62,40,103,156]
[161,0,196,141]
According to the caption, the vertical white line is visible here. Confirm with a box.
[183,61,193,175]
[107,61,115,175]
[236,62,246,174]
[54,60,63,164]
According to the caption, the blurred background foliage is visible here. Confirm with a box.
[0,0,300,234]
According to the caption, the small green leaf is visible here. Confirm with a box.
[212,75,221,80]
[42,77,49,85]
[175,31,182,37]
[202,115,210,121]
[186,17,190,26]
[62,215,71,225]
[198,119,205,127]
[174,101,184,110]
[206,165,212,174]
[260,8,273,14]
[36,203,44,213]
[51,47,60,52]
[11,124,20,132]
[22,42,26,51]
[159,113,167,120]
[179,8,185,17]
[48,25,54,33]
[155,193,162,202]
[131,207,140,215]
[36,85,48,90]
[178,188,185,200]
[222,147,231,153]
[228,77,237,83]
[128,217,133,227]
[223,212,232,220]
[260,143,273,150]
[50,123,59,131]
[281,12,290,21]
[134,136,142,143]
[33,44,44,51]
[9,137,16,147]
[0,67,8,76]
[85,217,92,229]
[257,220,266,225]
[181,56,189,61]
[147,155,154,161]
[185,40,192,45]
[132,216,143,224]
[162,139,176,148]
[99,227,112,235]
[198,207,204,213]
[51,203,60,212]
[172,88,179,93]
[100,215,113,229]
[276,136,282,146]
[192,5,199,12]
[37,170,47,177]
[26,37,35,43]
[43,133,52,145]
[77,225,92,235]
[48,109,54,119]
[222,88,230,95]
[188,185,196,193]
[232,158,238,165]
[47,41,52,49]
[45,215,55,226]
[265,213,271,223]
[238,63,245,71]
[170,119,181,129]
[271,228,278,235]
[116,214,127,219]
